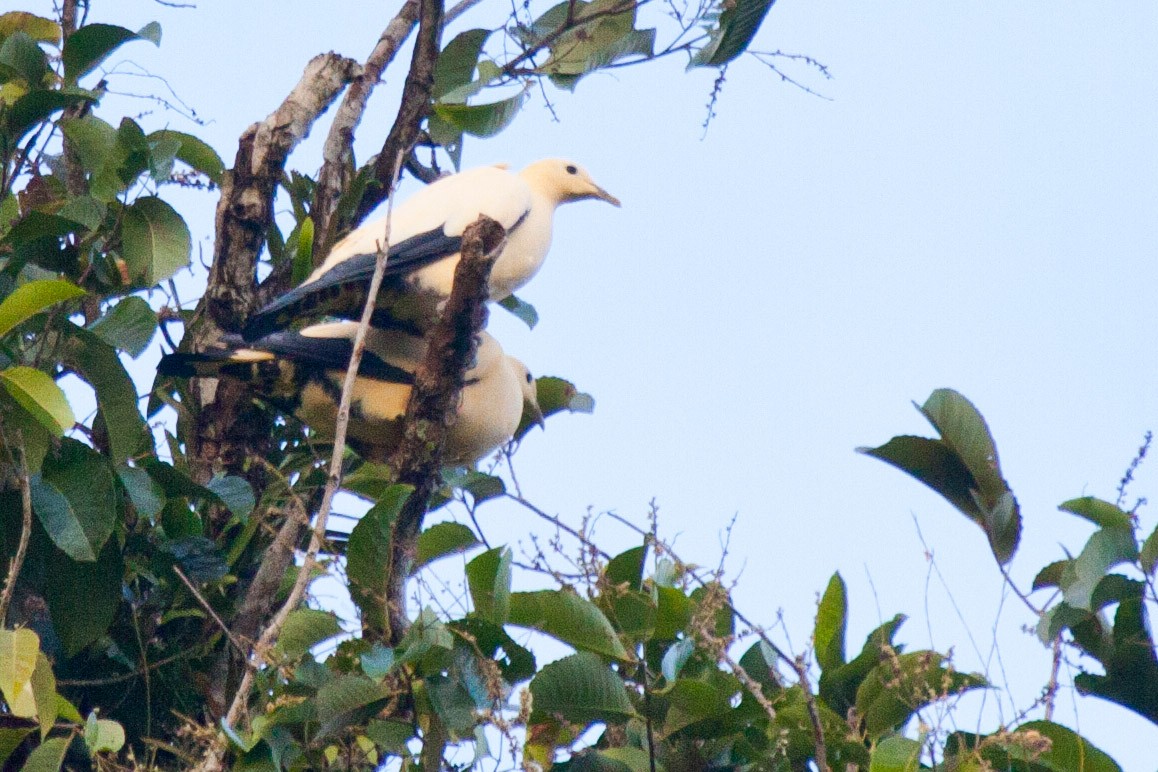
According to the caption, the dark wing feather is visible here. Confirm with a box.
[242,227,463,341]
[235,331,415,384]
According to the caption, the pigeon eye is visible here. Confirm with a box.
[565,164,578,175]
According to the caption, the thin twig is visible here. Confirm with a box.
[1044,635,1062,722]
[58,652,187,686]
[791,655,830,772]
[0,440,34,623]
[172,566,247,656]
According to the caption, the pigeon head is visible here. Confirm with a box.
[521,159,621,207]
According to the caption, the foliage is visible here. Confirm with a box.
[0,3,1142,771]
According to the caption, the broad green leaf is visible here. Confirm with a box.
[3,88,96,142]
[30,653,56,739]
[443,468,505,503]
[815,572,846,673]
[1061,527,1138,610]
[317,674,391,738]
[0,13,60,44]
[855,651,986,738]
[415,522,480,569]
[87,295,157,357]
[433,90,527,138]
[121,196,191,284]
[529,652,635,723]
[361,643,395,680]
[58,116,117,175]
[568,748,651,772]
[1073,595,1158,723]
[46,540,123,656]
[347,485,412,633]
[466,546,512,624]
[869,735,922,772]
[31,437,116,562]
[451,617,535,683]
[1059,497,1133,531]
[0,32,47,88]
[274,609,343,659]
[206,474,255,519]
[365,719,414,754]
[0,628,39,711]
[737,639,783,696]
[820,614,906,716]
[1141,523,1158,575]
[396,608,455,667]
[0,727,34,769]
[0,212,85,248]
[0,367,73,435]
[663,678,736,738]
[289,216,315,285]
[509,590,629,659]
[690,0,776,68]
[605,545,647,591]
[56,195,106,230]
[1033,560,1068,591]
[63,22,160,83]
[434,29,491,100]
[84,713,125,755]
[18,736,70,772]
[653,586,691,640]
[1010,720,1121,772]
[60,323,149,463]
[146,129,224,183]
[661,639,694,682]
[498,294,538,328]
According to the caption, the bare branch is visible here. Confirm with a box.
[382,215,507,643]
[790,654,830,772]
[0,440,33,623]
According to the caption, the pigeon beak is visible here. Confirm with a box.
[595,186,621,207]
[530,402,546,430]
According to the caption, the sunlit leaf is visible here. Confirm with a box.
[433,90,527,138]
[0,367,73,435]
[0,628,39,712]
[84,713,126,755]
[815,572,847,673]
[0,275,83,342]
[0,12,60,44]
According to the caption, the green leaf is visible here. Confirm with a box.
[84,713,125,755]
[121,196,191,284]
[606,545,647,591]
[1141,523,1158,575]
[58,116,117,175]
[0,32,48,87]
[19,736,70,772]
[661,639,694,682]
[62,22,160,83]
[31,438,117,562]
[146,129,224,184]
[1059,497,1133,531]
[0,367,73,435]
[60,323,149,464]
[0,727,34,769]
[869,735,922,772]
[0,279,84,339]
[347,485,412,633]
[316,674,391,738]
[29,653,56,739]
[443,468,506,503]
[46,539,123,656]
[206,474,255,519]
[415,522,480,570]
[1061,527,1138,610]
[498,294,538,328]
[509,590,628,659]
[690,0,776,68]
[274,609,343,659]
[1073,595,1158,723]
[819,614,905,716]
[3,88,96,142]
[653,586,691,640]
[289,216,315,285]
[1009,720,1122,772]
[0,627,40,710]
[56,195,107,230]
[1033,560,1068,591]
[662,678,736,738]
[815,572,847,673]
[466,547,512,624]
[529,652,635,723]
[361,643,395,680]
[855,651,986,738]
[432,90,527,138]
[451,617,535,683]
[87,296,157,357]
[0,13,60,44]
[434,29,491,100]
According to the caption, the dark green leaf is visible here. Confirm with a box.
[432,90,526,138]
[164,536,228,583]
[0,279,84,338]
[855,651,986,738]
[31,438,117,561]
[1141,523,1158,575]
[0,367,73,436]
[690,0,776,68]
[605,545,647,591]
[663,677,738,738]
[87,296,157,357]
[1059,497,1133,531]
[121,196,191,284]
[46,540,122,656]
[58,116,116,176]
[347,485,412,633]
[466,546,512,624]
[1073,595,1158,724]
[815,572,846,673]
[206,474,255,519]
[450,617,536,683]
[498,294,538,328]
[653,586,691,639]
[1009,720,1122,772]
[529,652,635,723]
[0,727,34,768]
[509,590,629,659]
[443,468,506,503]
[0,31,48,86]
[147,130,224,184]
[434,29,491,100]
[56,195,107,230]
[274,609,343,660]
[415,521,480,569]
[63,22,159,83]
[60,324,149,464]
[316,674,390,739]
[819,614,905,716]
[19,736,70,772]
[0,211,85,248]
[365,719,414,754]
[3,88,96,142]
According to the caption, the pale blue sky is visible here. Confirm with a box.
[39,0,1158,766]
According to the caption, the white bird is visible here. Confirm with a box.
[242,158,620,340]
[159,322,542,465]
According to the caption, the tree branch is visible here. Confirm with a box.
[382,215,506,644]
[0,442,33,624]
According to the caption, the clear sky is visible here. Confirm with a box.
[37,0,1158,766]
